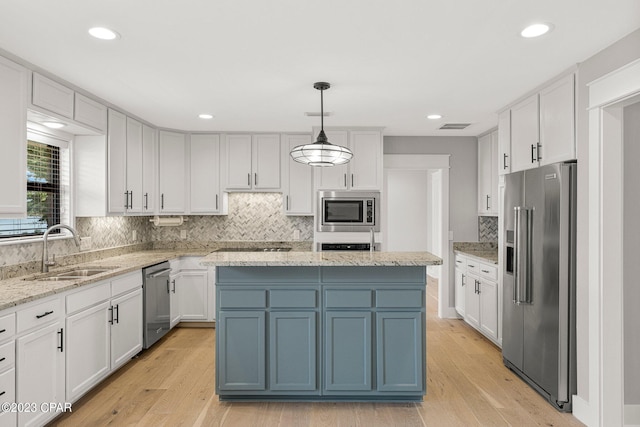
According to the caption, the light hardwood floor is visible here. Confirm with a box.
[50,278,584,426]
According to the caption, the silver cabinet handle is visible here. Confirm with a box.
[109,306,114,325]
[481,269,490,274]
[503,153,508,170]
[247,173,251,186]
[161,194,164,210]
[286,195,289,210]
[536,142,542,161]
[254,173,257,186]
[486,195,490,210]
[531,144,536,163]
[144,193,148,210]
[461,274,465,286]
[477,280,481,294]
[216,194,218,210]
[57,328,64,352]
[114,304,119,324]
[468,264,475,268]
[171,279,176,293]
[351,174,354,187]
[124,192,128,209]
[344,174,347,187]
[129,191,133,209]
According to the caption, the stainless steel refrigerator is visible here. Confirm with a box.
[502,161,577,412]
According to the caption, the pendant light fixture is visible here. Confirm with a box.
[290,82,353,167]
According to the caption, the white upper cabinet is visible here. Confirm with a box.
[107,109,127,214]
[125,117,144,213]
[314,130,349,190]
[282,134,313,215]
[508,72,576,173]
[74,93,107,132]
[539,74,575,166]
[315,128,383,191]
[190,134,223,214]
[510,93,540,172]
[223,134,281,191]
[497,109,511,175]
[0,56,28,218]
[158,131,186,213]
[32,73,74,118]
[477,131,498,215]
[142,125,157,213]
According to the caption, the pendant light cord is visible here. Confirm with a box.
[320,88,324,131]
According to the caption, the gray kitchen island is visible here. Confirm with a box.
[200,251,442,401]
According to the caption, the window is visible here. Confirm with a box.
[0,130,70,239]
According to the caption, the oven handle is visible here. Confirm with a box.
[146,268,172,278]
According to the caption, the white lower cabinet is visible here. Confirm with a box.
[169,257,215,325]
[456,254,500,346]
[169,272,180,329]
[110,288,143,369]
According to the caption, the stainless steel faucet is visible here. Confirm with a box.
[370,227,375,252]
[42,224,81,273]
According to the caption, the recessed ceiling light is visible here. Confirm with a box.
[521,23,552,38]
[198,114,214,119]
[41,122,66,129]
[427,114,442,120]
[88,27,120,40]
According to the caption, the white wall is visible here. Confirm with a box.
[624,100,640,406]
[384,136,478,243]
[574,27,640,404]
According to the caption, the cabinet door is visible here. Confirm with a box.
[16,322,65,427]
[32,73,74,118]
[498,109,511,175]
[510,94,539,172]
[539,74,575,166]
[170,274,180,328]
[126,117,143,213]
[65,301,110,402]
[142,125,156,213]
[178,271,208,321]
[74,93,107,132]
[107,109,127,214]
[269,311,317,391]
[315,131,349,190]
[225,134,252,189]
[217,311,266,391]
[464,275,481,329]
[376,312,423,392]
[282,134,313,215]
[477,134,492,215]
[454,267,465,316]
[253,134,281,189]
[490,131,499,215]
[190,134,221,213]
[110,288,143,370]
[158,131,186,213]
[349,130,382,190]
[324,311,372,392]
[0,56,28,216]
[479,278,498,342]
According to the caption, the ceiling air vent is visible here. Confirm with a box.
[439,123,471,130]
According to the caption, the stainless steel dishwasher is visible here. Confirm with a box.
[143,261,171,349]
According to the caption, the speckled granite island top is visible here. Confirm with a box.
[200,250,442,267]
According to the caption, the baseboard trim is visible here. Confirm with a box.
[626,404,640,426]
[572,395,593,426]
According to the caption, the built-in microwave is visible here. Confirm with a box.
[317,191,380,232]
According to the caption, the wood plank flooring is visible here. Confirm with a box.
[49,278,584,426]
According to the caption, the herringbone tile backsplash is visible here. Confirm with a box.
[478,216,498,242]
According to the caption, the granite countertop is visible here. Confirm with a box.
[200,251,442,267]
[0,248,441,311]
[453,242,498,265]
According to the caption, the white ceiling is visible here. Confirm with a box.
[1,0,639,136]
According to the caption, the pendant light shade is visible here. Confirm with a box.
[290,82,353,167]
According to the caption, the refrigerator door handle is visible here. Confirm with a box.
[514,206,532,305]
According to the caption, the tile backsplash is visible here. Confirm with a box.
[1,193,313,270]
[478,216,498,242]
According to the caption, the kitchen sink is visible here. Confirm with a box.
[213,248,291,252]
[26,266,120,281]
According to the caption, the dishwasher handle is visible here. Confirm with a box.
[146,268,172,278]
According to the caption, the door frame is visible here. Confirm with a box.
[577,57,640,426]
[382,154,454,318]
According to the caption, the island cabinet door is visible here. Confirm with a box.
[269,311,317,391]
[375,312,424,392]
[324,311,372,392]
[217,311,266,391]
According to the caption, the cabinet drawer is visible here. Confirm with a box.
[17,297,62,333]
[0,341,15,372]
[219,290,266,309]
[465,260,480,274]
[66,281,110,315]
[0,368,15,403]
[376,290,423,308]
[477,263,498,281]
[111,271,142,297]
[270,290,317,308]
[325,290,372,308]
[0,314,15,342]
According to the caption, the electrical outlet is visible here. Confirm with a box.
[180,230,187,240]
[132,230,137,241]
[79,237,92,251]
